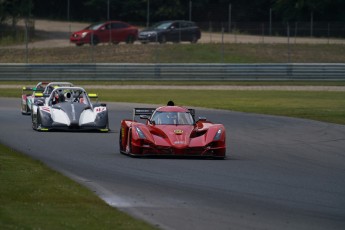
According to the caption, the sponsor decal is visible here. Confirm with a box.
[174,141,186,145]
[71,104,76,121]
[41,107,50,113]
[121,127,125,139]
[174,129,183,135]
[95,107,106,113]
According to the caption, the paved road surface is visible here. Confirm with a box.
[1,98,345,230]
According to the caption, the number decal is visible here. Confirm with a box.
[95,107,106,113]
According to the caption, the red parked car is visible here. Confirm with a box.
[119,105,226,159]
[70,21,138,46]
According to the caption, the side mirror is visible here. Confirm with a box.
[197,117,207,122]
[35,100,44,106]
[140,115,150,120]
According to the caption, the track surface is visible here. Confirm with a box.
[1,97,345,230]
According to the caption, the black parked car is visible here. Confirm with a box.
[138,20,201,44]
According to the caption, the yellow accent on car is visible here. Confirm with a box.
[174,129,183,135]
[34,92,43,97]
[40,128,49,131]
[88,93,98,98]
[100,129,109,132]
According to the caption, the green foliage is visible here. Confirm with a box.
[273,0,345,21]
[0,144,157,229]
[7,0,343,23]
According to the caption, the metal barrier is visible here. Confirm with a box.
[0,63,344,81]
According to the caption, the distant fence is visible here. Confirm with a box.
[0,63,344,81]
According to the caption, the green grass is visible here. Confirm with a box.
[1,80,345,86]
[95,89,345,125]
[2,87,343,125]
[1,43,345,63]
[0,144,157,230]
[1,85,344,228]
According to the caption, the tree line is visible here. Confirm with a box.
[1,0,345,27]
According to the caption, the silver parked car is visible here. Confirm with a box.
[138,20,201,44]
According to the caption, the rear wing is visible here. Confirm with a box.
[88,93,98,103]
[188,109,195,117]
[133,108,156,116]
[132,108,196,120]
[22,87,33,95]
[88,93,98,99]
[133,108,156,121]
[22,86,44,95]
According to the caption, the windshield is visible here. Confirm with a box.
[86,22,104,30]
[49,88,91,106]
[151,111,194,125]
[152,22,172,30]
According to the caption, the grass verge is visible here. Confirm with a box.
[95,89,345,125]
[0,143,157,229]
[1,43,345,63]
[2,80,345,86]
[1,87,343,125]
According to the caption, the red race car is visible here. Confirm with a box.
[70,21,138,46]
[119,105,226,159]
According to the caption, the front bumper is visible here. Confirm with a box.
[131,143,226,158]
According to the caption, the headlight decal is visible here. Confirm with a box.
[213,129,223,141]
[136,127,146,139]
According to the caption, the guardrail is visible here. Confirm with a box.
[0,63,344,81]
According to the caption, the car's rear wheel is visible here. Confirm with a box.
[22,100,29,115]
[125,35,135,44]
[190,35,198,43]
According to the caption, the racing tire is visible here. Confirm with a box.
[119,128,124,153]
[159,35,167,44]
[190,35,198,43]
[32,111,40,130]
[125,35,135,44]
[90,35,99,46]
[128,131,132,154]
[22,105,29,115]
[31,115,35,130]
[21,99,30,115]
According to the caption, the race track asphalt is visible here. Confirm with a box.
[1,97,345,230]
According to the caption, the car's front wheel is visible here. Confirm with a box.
[90,35,99,46]
[119,128,124,153]
[159,35,167,44]
[32,111,40,130]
